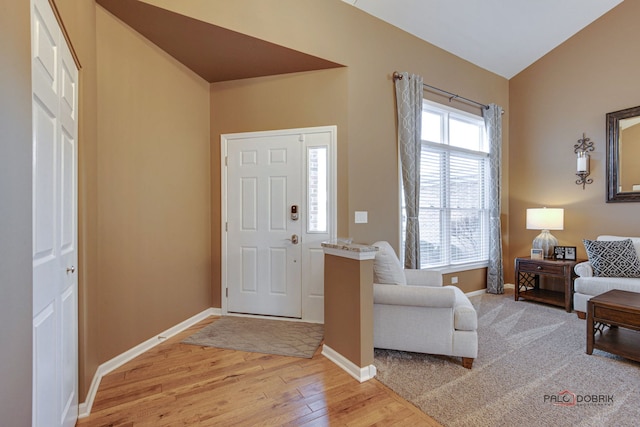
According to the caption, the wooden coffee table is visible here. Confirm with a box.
[587,289,640,363]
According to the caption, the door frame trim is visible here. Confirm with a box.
[220,126,337,320]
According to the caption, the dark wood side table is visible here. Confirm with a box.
[587,289,640,363]
[514,257,581,312]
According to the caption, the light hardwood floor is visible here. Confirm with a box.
[76,317,441,426]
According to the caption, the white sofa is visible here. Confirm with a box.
[371,241,478,368]
[573,235,640,318]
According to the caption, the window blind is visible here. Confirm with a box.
[402,100,489,269]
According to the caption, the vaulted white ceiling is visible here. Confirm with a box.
[342,0,623,79]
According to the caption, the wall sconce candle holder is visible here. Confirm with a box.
[574,132,594,189]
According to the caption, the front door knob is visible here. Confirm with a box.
[290,234,299,245]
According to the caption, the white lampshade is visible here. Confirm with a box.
[526,208,564,231]
[526,207,564,259]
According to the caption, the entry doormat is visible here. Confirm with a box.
[182,316,324,359]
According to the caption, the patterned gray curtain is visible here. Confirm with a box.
[395,72,423,269]
[484,104,504,294]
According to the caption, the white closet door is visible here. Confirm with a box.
[31,0,78,425]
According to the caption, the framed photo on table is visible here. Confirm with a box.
[531,248,544,260]
[554,246,577,261]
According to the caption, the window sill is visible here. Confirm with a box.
[429,261,489,274]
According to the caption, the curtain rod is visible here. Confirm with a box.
[393,71,489,111]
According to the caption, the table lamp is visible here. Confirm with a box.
[526,208,564,258]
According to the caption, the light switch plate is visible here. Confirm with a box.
[354,211,368,224]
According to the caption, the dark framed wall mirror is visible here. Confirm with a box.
[606,105,640,202]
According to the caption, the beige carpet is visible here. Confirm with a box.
[182,316,323,359]
[374,289,640,427]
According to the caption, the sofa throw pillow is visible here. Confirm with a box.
[583,238,640,278]
[372,241,407,285]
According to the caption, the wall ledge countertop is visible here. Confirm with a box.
[321,241,379,260]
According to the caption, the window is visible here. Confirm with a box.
[402,100,489,269]
[307,146,328,232]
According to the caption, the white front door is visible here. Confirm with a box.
[222,127,336,322]
[31,0,79,425]
[226,133,303,318]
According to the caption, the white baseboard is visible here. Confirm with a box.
[465,283,514,298]
[321,344,376,383]
[465,289,487,298]
[78,307,221,418]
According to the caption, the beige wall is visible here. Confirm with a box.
[210,69,349,306]
[443,269,488,294]
[0,1,33,424]
[94,6,212,362]
[509,0,640,281]
[159,0,511,299]
[324,255,374,367]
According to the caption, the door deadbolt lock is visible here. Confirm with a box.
[290,234,299,244]
[291,205,299,221]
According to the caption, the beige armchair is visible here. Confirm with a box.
[372,241,478,368]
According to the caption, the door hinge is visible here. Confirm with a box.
[226,288,228,298]
[225,222,228,232]
[225,156,228,166]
